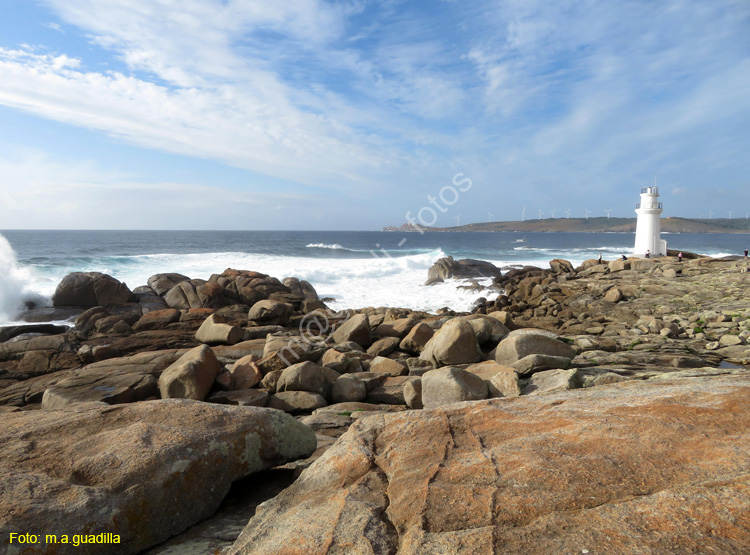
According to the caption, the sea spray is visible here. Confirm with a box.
[0,233,31,321]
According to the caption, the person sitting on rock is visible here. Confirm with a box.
[621,254,627,261]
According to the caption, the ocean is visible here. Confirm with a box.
[1,229,748,325]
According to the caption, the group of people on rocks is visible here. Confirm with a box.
[599,249,749,264]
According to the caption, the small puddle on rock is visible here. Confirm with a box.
[718,361,749,370]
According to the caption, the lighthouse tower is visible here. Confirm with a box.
[633,186,667,257]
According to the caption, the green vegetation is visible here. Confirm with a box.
[628,339,642,350]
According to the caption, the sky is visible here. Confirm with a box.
[0,0,749,230]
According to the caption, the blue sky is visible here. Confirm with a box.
[0,0,749,229]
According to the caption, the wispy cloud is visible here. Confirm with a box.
[0,147,333,229]
[42,22,65,34]
[0,0,748,227]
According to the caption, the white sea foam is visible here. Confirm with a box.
[12,248,519,317]
[0,234,46,321]
[129,249,490,312]
[306,243,347,250]
[4,243,617,326]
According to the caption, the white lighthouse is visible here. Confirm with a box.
[633,186,667,257]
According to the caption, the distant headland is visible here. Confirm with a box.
[383,217,750,234]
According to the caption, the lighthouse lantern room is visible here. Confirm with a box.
[633,186,667,257]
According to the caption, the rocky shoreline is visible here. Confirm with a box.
[1,255,750,554]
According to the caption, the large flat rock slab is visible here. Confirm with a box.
[228,374,750,554]
[0,400,316,554]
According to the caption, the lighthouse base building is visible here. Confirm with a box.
[633,186,667,257]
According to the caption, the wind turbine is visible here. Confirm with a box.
[454,215,461,227]
[584,209,590,220]
[538,209,544,220]
[728,211,733,219]
[522,207,526,221]
[604,209,613,219]
[709,209,713,219]
[550,209,556,218]
[565,209,571,219]
[488,212,493,222]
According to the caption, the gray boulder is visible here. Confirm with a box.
[282,277,319,300]
[487,310,518,331]
[53,272,135,308]
[495,329,576,366]
[489,371,522,398]
[549,259,574,274]
[158,345,220,400]
[367,336,401,357]
[0,400,315,554]
[365,376,417,405]
[195,313,244,345]
[522,368,582,395]
[257,337,324,375]
[163,279,206,309]
[512,354,572,376]
[331,375,367,403]
[464,360,521,398]
[399,322,434,354]
[147,272,190,296]
[248,300,293,326]
[267,391,328,413]
[374,317,416,339]
[404,378,423,409]
[420,318,481,366]
[421,366,489,409]
[276,361,340,400]
[41,369,157,410]
[427,256,502,281]
[332,314,372,347]
[605,287,625,303]
[369,356,408,377]
[462,314,509,344]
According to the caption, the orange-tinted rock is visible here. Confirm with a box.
[374,317,416,338]
[230,354,263,390]
[399,322,434,354]
[180,308,215,322]
[133,308,180,331]
[228,374,750,554]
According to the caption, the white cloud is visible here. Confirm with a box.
[0,148,333,229]
[42,22,65,34]
[0,47,400,191]
[0,0,748,227]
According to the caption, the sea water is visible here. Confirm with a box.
[0,229,748,324]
